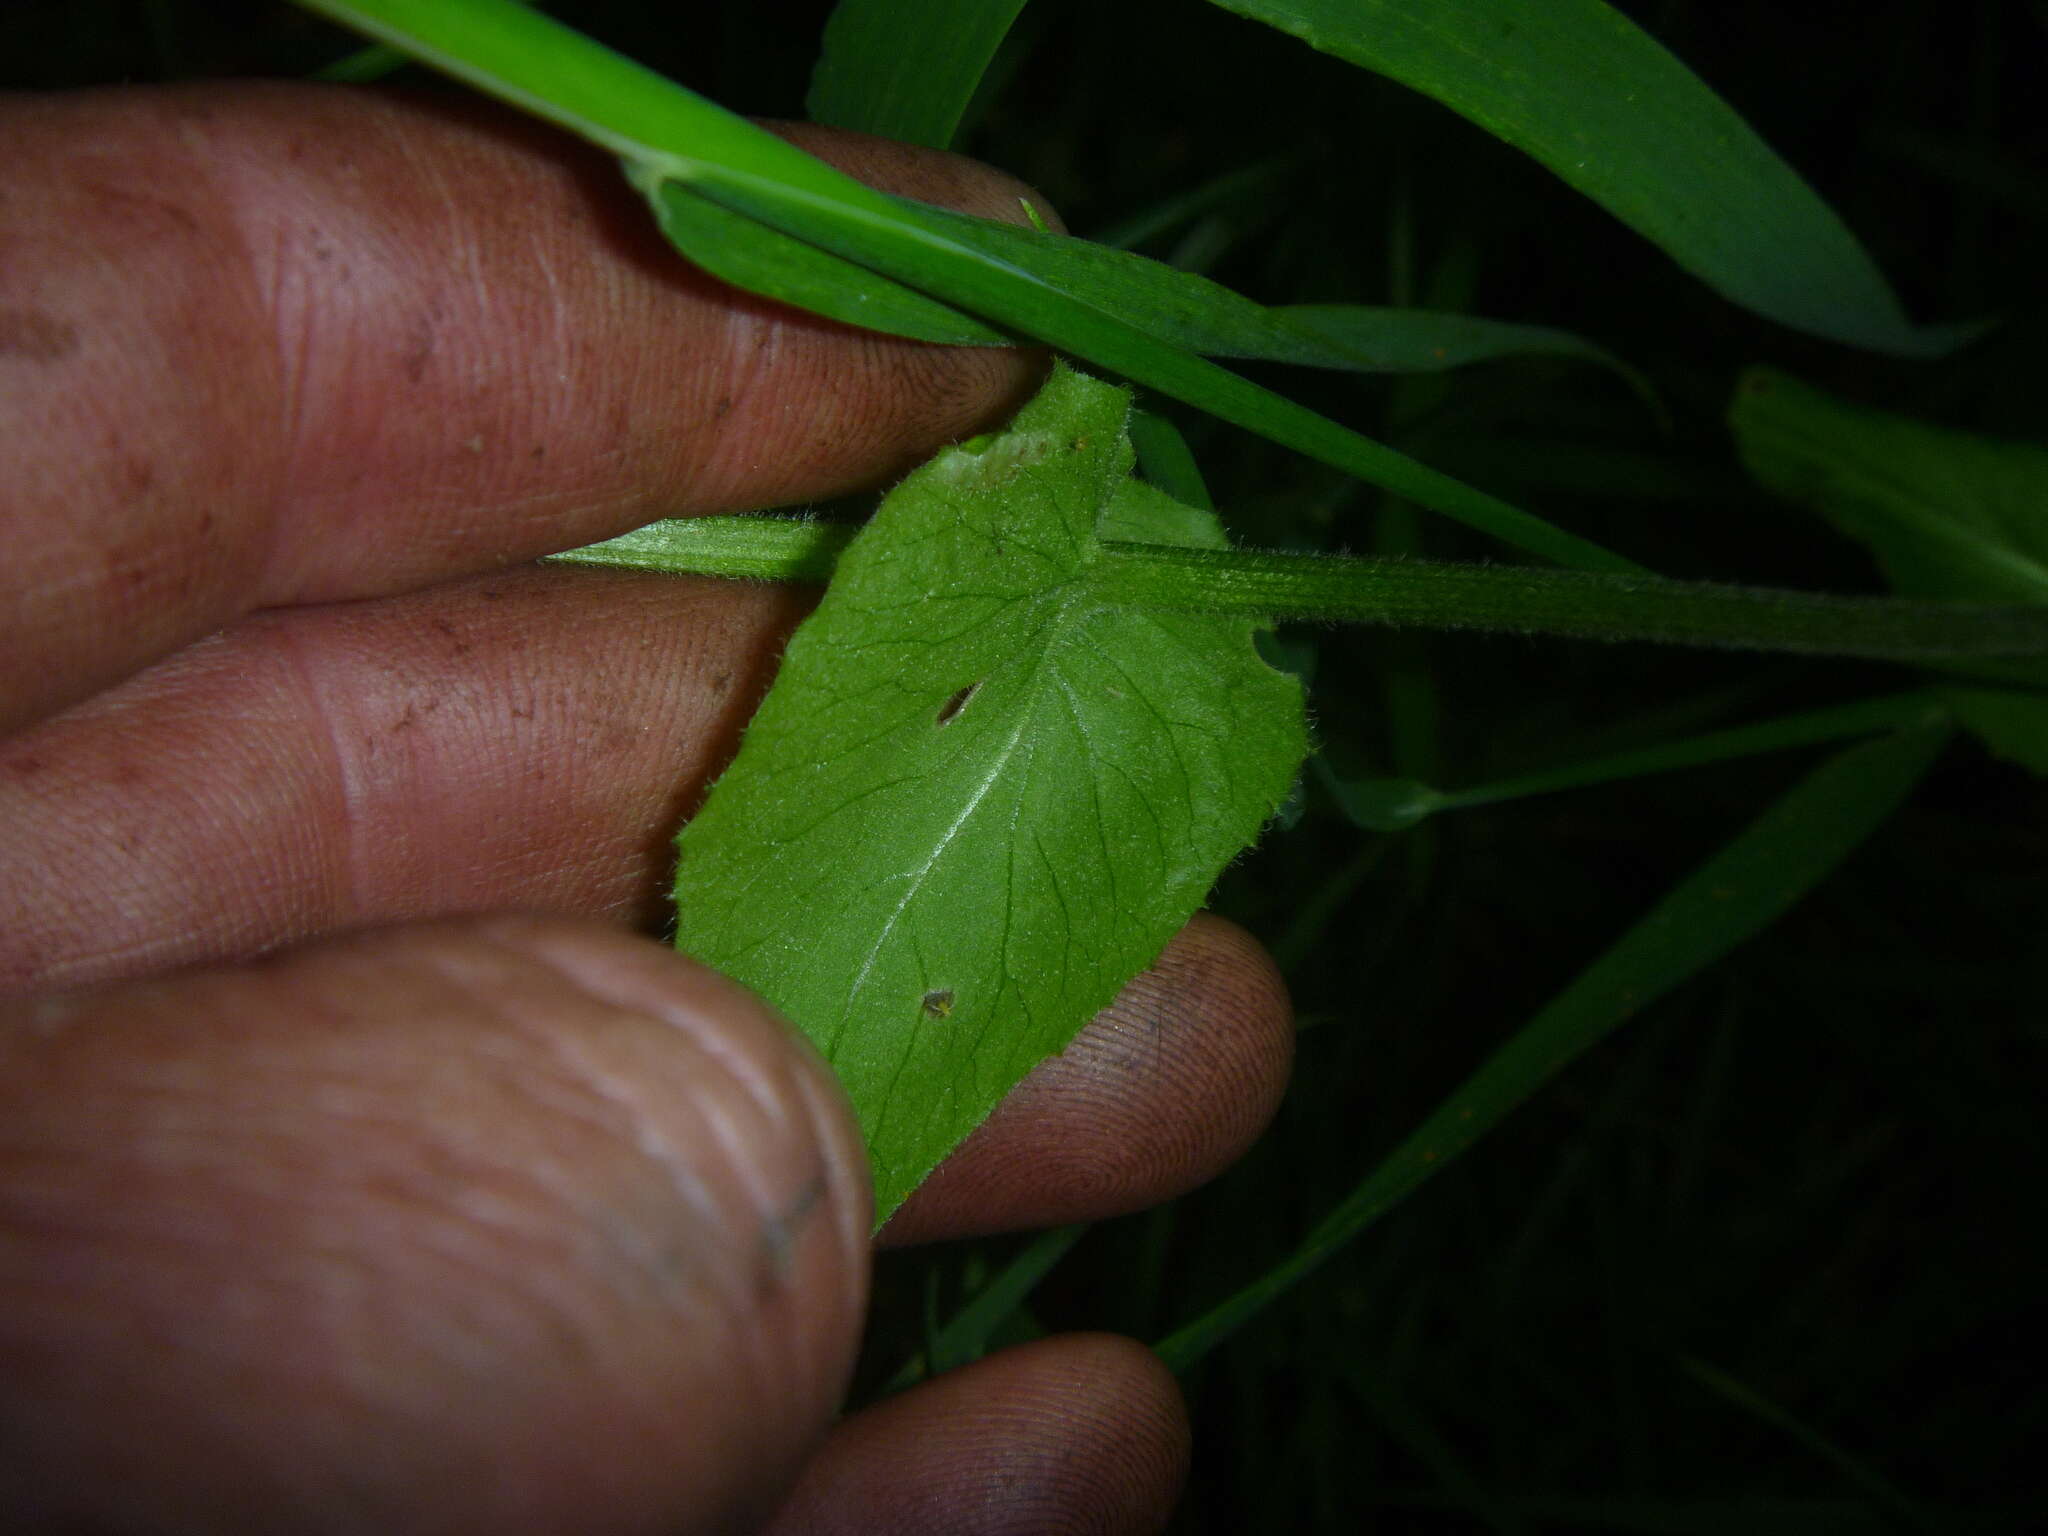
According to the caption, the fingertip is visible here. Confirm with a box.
[763,1334,1188,1536]
[881,914,1294,1245]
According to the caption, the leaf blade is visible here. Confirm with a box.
[1206,0,1959,355]
[296,0,1637,572]
[671,367,1307,1221]
[807,0,1031,150]
[1732,368,2048,773]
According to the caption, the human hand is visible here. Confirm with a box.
[0,85,1294,1533]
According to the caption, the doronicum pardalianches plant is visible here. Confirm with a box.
[64,0,2043,1525]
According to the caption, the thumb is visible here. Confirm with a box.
[0,915,871,1536]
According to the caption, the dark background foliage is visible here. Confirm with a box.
[13,3,2046,1529]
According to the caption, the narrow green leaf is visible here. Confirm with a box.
[1732,368,2048,773]
[645,166,1645,569]
[1732,370,2048,605]
[311,42,409,83]
[1675,1356,1940,1531]
[655,176,1640,572]
[671,366,1307,1222]
[1207,0,1960,355]
[1155,722,1949,1371]
[882,1224,1088,1393]
[1280,302,1647,388]
[296,0,1636,573]
[642,187,1010,345]
[917,203,1647,391]
[1128,410,1216,512]
[1090,158,1296,254]
[1321,691,1950,829]
[807,0,1030,150]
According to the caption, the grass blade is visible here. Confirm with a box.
[1281,302,1649,392]
[1128,410,1216,512]
[1675,1355,1939,1531]
[297,0,1635,574]
[660,177,1639,570]
[1321,690,1951,830]
[1733,367,2048,775]
[311,43,408,82]
[1154,722,1951,1372]
[644,188,1009,344]
[1207,0,1966,356]
[807,0,1030,150]
[881,1224,1088,1393]
[913,204,1649,395]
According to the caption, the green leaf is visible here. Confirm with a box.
[1278,303,1642,383]
[1155,721,1949,1371]
[1205,0,1962,356]
[1128,410,1217,512]
[639,180,1011,346]
[671,366,1307,1221]
[639,179,1644,568]
[882,1224,1088,1393]
[807,0,1030,150]
[294,0,1637,574]
[1731,368,2048,774]
[1319,692,1949,828]
[916,203,1646,389]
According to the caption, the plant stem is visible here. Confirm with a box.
[549,517,2048,662]
[1092,542,2048,660]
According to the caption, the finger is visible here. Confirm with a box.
[762,1335,1188,1536]
[880,914,1295,1247]
[0,915,871,1536]
[3,565,1294,1243]
[1,564,806,994]
[0,84,1047,734]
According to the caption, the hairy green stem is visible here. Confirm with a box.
[1092,542,2048,660]
[550,517,2048,662]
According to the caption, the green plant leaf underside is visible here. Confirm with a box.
[1207,0,1963,356]
[1732,368,2048,775]
[672,366,1307,1221]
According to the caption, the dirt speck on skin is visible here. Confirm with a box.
[0,307,81,364]
[429,616,473,659]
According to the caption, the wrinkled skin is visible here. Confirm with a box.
[0,84,1294,1534]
